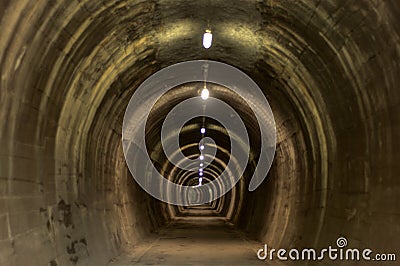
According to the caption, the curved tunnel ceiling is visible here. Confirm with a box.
[1,0,400,265]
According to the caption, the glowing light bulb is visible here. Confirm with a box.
[203,30,213,49]
[201,88,209,100]
[199,177,203,183]
[199,172,204,176]
[200,127,206,134]
[200,163,204,167]
[200,145,205,150]
[199,155,204,160]
[199,168,203,172]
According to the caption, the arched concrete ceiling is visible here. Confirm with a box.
[1,0,399,265]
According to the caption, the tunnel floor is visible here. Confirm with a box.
[109,210,267,265]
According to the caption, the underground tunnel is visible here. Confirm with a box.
[0,0,400,265]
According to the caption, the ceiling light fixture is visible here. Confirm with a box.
[201,87,209,100]
[203,29,213,49]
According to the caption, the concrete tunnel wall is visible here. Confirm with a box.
[1,0,400,265]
